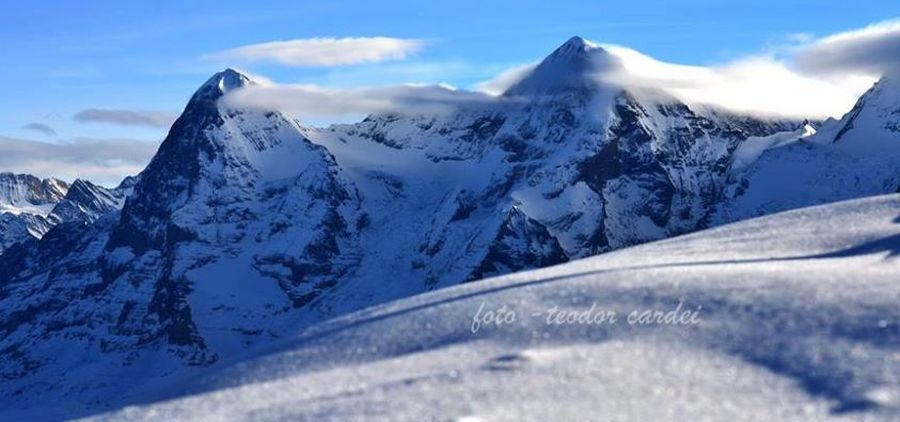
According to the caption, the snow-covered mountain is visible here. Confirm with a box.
[0,36,898,417]
[0,173,68,253]
[0,173,69,214]
[68,194,900,420]
[47,176,136,227]
[0,173,134,254]
[0,212,51,255]
[716,72,900,222]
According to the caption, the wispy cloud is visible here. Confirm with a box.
[597,19,900,118]
[314,61,473,87]
[595,45,875,119]
[73,109,178,129]
[222,83,500,121]
[0,136,158,185]
[473,62,539,95]
[203,37,425,67]
[21,123,57,136]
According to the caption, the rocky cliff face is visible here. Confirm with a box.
[0,173,68,212]
[47,178,133,226]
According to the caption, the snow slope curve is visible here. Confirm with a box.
[85,193,900,421]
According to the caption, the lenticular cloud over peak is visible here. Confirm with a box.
[596,44,876,119]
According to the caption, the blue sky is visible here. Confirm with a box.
[1,1,899,184]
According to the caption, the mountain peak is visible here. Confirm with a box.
[565,35,588,45]
[210,68,252,90]
[503,36,620,97]
[191,68,254,103]
[0,173,69,216]
[552,36,598,59]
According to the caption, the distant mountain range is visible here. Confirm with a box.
[0,36,898,414]
[0,173,135,254]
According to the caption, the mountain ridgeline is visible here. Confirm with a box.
[0,173,135,254]
[0,36,898,412]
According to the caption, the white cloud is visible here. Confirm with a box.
[0,136,158,186]
[314,61,473,87]
[794,19,900,76]
[203,37,425,67]
[473,62,539,96]
[598,45,876,119]
[73,109,179,129]
[221,83,499,122]
[596,18,900,118]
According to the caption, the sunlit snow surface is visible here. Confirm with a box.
[83,194,900,421]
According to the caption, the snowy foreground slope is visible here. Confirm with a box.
[82,194,900,421]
